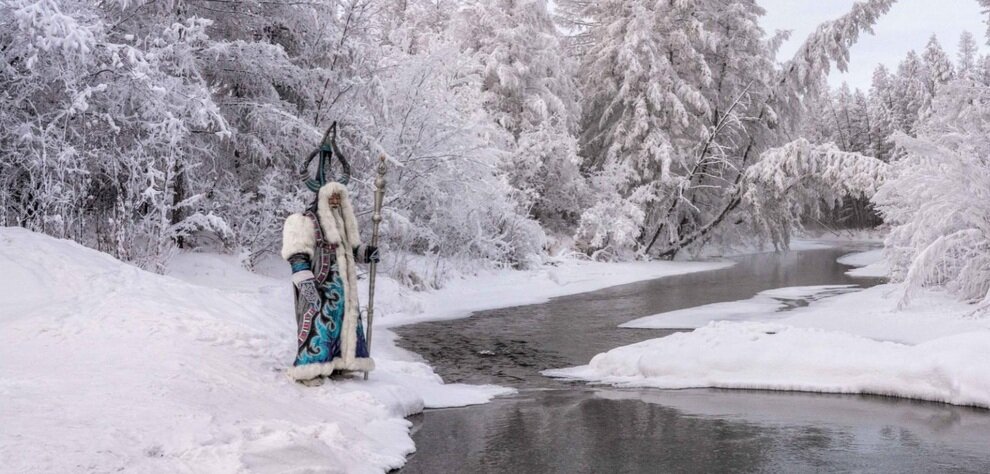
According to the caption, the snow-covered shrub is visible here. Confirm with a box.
[1,1,229,272]
[874,79,990,308]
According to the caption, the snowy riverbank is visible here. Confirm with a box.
[0,227,730,473]
[547,250,990,408]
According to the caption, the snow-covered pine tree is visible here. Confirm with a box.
[562,0,794,258]
[564,0,895,258]
[667,0,897,255]
[585,0,893,257]
[957,31,978,80]
[921,35,955,98]
[867,65,897,161]
[563,0,715,258]
[892,50,927,136]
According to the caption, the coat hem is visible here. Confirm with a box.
[287,357,375,381]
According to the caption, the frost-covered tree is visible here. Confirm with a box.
[1,0,552,278]
[922,35,955,97]
[890,50,928,136]
[794,83,884,229]
[562,0,895,258]
[0,0,904,275]
[563,0,719,258]
[976,55,990,86]
[741,138,888,247]
[452,0,586,237]
[358,2,549,275]
[957,31,978,79]
[1,0,230,271]
[867,65,897,161]
[874,79,990,310]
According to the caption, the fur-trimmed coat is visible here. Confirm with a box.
[281,182,374,380]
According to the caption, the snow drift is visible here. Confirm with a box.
[547,251,990,408]
[0,227,499,473]
[547,321,990,408]
[0,227,734,472]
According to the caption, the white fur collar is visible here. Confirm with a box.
[316,182,362,247]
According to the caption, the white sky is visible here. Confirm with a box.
[760,0,989,91]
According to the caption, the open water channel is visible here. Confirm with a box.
[394,246,990,473]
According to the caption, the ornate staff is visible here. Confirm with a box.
[364,154,386,380]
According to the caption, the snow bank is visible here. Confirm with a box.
[0,228,733,472]
[547,281,990,408]
[838,248,889,278]
[621,285,856,329]
[546,322,990,408]
[370,258,734,328]
[0,228,501,473]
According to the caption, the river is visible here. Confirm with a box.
[394,246,990,473]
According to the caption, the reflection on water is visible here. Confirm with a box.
[395,246,990,472]
[397,247,884,388]
[402,389,990,473]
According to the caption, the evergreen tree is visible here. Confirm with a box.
[957,31,978,79]
[867,66,896,161]
[563,0,895,258]
[893,50,927,136]
[922,35,955,97]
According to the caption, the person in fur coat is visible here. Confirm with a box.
[281,181,379,381]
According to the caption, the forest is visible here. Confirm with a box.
[2,0,987,307]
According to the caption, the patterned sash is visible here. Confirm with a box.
[297,211,337,347]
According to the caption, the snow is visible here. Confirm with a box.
[621,285,857,329]
[547,252,990,409]
[546,320,990,408]
[837,248,890,278]
[0,228,421,473]
[0,227,731,472]
[371,258,734,328]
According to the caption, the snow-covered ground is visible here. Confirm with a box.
[836,248,889,277]
[620,285,857,329]
[547,249,990,408]
[0,227,730,473]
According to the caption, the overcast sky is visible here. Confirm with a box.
[760,0,988,90]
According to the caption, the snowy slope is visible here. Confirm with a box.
[0,228,488,473]
[0,228,734,473]
[547,250,990,408]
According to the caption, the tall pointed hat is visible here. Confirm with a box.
[300,121,351,190]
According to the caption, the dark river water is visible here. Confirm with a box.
[394,246,990,473]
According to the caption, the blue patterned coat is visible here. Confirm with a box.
[281,182,374,380]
